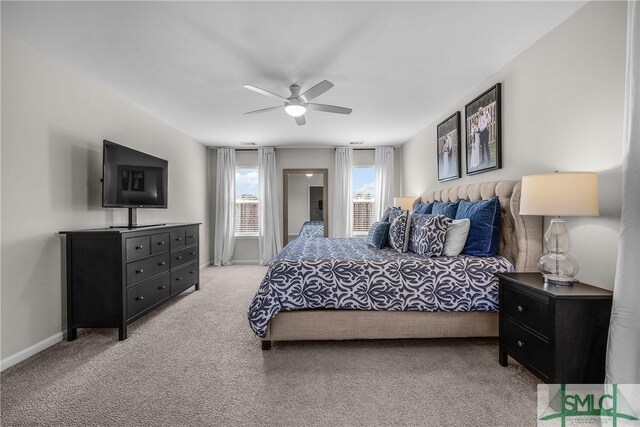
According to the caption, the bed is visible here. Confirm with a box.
[250,180,542,349]
[297,220,324,238]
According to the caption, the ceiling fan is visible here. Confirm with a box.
[243,80,352,126]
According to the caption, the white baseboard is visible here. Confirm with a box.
[200,261,213,270]
[231,260,260,265]
[1,332,64,372]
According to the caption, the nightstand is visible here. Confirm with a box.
[497,272,613,384]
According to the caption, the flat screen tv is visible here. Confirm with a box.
[102,140,168,210]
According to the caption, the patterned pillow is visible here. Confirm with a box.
[366,221,390,249]
[380,207,397,222]
[388,209,411,253]
[408,214,452,257]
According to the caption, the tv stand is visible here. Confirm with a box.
[108,208,165,229]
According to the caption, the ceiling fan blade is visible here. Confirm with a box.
[243,84,287,100]
[295,115,306,126]
[243,105,283,115]
[300,80,334,101]
[307,103,352,115]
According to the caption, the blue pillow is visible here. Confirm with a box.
[366,221,390,249]
[413,202,434,215]
[432,201,459,219]
[455,198,501,256]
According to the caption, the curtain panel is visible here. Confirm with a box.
[606,0,640,385]
[258,148,282,265]
[213,148,236,266]
[333,147,353,237]
[374,146,395,221]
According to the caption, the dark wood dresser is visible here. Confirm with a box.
[60,223,200,341]
[497,272,612,384]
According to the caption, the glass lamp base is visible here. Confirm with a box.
[542,274,576,286]
[538,218,579,286]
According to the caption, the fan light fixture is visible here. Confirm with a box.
[285,104,306,117]
[244,80,351,126]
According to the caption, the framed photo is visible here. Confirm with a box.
[465,83,502,175]
[436,112,461,182]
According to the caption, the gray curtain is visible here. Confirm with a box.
[258,148,282,265]
[606,0,640,392]
[374,147,395,221]
[213,148,236,266]
[332,148,353,237]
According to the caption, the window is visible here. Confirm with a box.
[235,167,259,236]
[352,166,375,235]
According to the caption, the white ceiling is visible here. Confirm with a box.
[2,1,586,147]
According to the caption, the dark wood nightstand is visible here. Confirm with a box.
[497,272,613,384]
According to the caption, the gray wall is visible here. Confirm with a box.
[400,1,627,288]
[1,33,210,362]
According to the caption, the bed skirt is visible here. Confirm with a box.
[261,310,498,348]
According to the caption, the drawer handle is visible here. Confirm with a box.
[176,277,182,281]
[189,252,196,255]
[158,262,166,266]
[158,241,165,246]
[517,305,524,312]
[158,285,166,290]
[136,296,144,301]
[189,271,195,275]
[517,340,524,348]
[135,245,143,250]
[188,235,196,238]
[135,269,144,274]
[176,256,183,260]
[176,237,183,241]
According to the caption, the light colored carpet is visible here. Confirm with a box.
[1,266,540,426]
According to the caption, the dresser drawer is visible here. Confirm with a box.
[502,318,552,380]
[171,261,198,294]
[151,233,170,254]
[502,285,550,338]
[170,229,186,249]
[185,226,198,246]
[127,275,170,320]
[126,236,150,261]
[172,246,198,269]
[126,253,170,287]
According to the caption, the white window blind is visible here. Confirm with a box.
[352,166,375,234]
[235,167,259,235]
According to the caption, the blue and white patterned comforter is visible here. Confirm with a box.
[298,220,324,238]
[247,238,514,337]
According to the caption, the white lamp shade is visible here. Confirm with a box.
[520,172,599,216]
[393,196,417,211]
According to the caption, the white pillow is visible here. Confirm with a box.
[443,218,471,256]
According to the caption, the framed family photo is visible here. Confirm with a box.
[436,112,461,182]
[465,83,502,175]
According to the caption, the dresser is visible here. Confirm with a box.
[497,273,612,384]
[60,223,200,341]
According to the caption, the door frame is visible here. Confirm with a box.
[283,169,329,245]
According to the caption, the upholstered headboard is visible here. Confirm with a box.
[421,180,542,272]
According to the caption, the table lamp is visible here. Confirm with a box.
[520,172,599,285]
[393,197,418,211]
